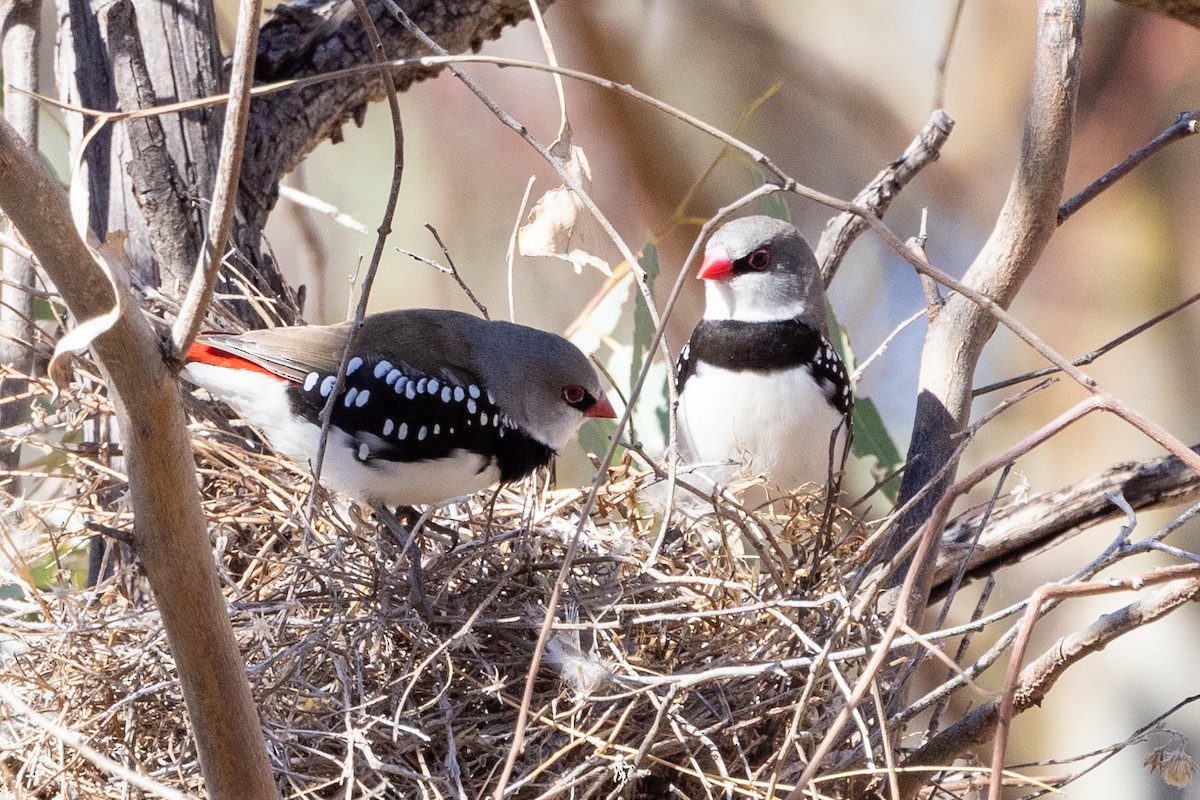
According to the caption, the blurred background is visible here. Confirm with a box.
[244,2,1200,796]
[31,0,1200,795]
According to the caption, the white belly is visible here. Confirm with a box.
[321,430,501,506]
[677,364,846,491]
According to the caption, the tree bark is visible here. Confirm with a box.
[0,0,41,470]
[1117,0,1200,28]
[0,115,280,800]
[888,0,1084,615]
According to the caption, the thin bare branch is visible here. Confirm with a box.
[170,0,263,356]
[307,0,406,518]
[933,442,1200,591]
[974,287,1200,396]
[1058,109,1200,224]
[815,108,955,285]
[932,0,967,110]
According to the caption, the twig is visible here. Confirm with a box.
[506,176,537,322]
[932,0,967,110]
[815,108,955,285]
[425,223,488,318]
[1058,110,1200,225]
[306,0,405,516]
[1007,693,1200,791]
[169,0,262,358]
[974,287,1200,396]
[851,306,928,383]
[987,564,1200,799]
[277,185,370,235]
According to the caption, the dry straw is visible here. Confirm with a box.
[1,362,880,799]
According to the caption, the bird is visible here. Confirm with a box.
[182,308,616,507]
[675,216,853,494]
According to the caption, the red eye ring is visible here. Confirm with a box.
[563,385,586,405]
[747,248,771,270]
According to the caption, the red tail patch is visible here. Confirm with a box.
[187,341,280,379]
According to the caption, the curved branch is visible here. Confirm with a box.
[815,108,955,286]
[889,0,1084,606]
[933,444,1200,593]
[0,117,278,799]
[171,0,263,356]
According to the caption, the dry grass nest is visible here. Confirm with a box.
[1,369,890,799]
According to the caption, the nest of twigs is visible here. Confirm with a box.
[1,368,889,799]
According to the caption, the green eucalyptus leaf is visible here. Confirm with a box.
[850,397,903,502]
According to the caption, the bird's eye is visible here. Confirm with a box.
[747,248,771,270]
[563,385,587,405]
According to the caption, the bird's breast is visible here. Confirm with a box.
[677,363,847,490]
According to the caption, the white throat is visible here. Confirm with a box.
[702,280,812,323]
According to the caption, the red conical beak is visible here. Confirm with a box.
[696,244,734,281]
[585,390,617,419]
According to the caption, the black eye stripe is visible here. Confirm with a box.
[565,389,596,412]
[734,247,772,272]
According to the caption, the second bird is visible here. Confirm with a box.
[676,216,853,492]
[183,309,616,507]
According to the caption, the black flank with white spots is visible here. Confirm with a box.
[292,354,554,483]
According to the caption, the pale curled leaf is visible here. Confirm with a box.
[517,145,613,276]
[48,235,129,397]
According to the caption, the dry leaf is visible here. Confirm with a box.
[517,145,612,276]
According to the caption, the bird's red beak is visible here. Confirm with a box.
[696,244,734,281]
[585,390,617,419]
